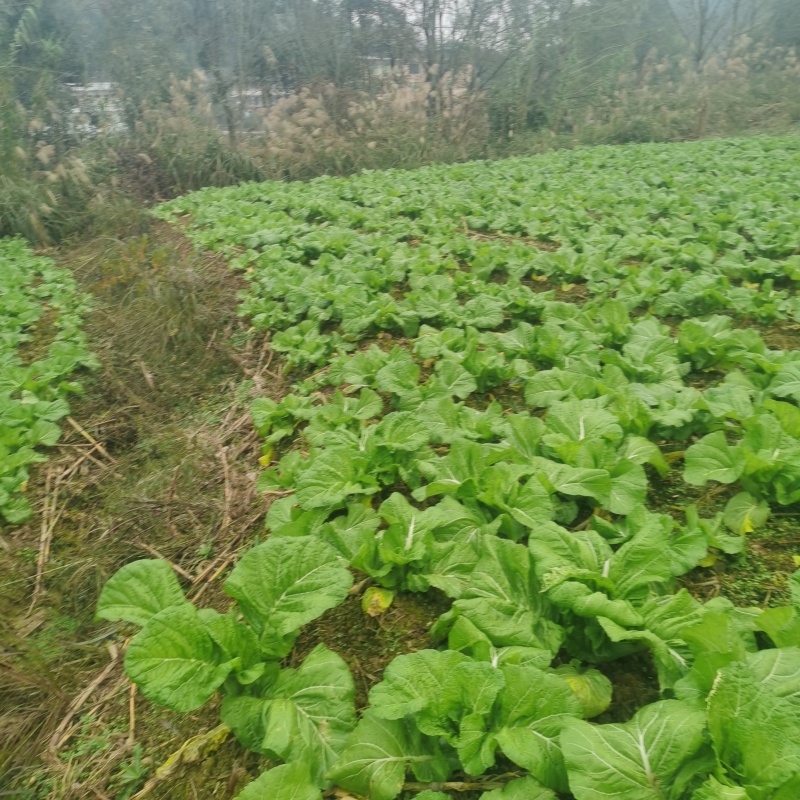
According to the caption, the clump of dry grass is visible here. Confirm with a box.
[0,148,100,244]
[258,76,489,178]
[0,84,151,245]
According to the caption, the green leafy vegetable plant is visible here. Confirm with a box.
[0,237,96,523]
[97,540,356,785]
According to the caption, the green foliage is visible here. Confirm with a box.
[124,603,239,712]
[707,648,800,798]
[223,537,354,657]
[0,237,96,523]
[222,645,356,785]
[561,700,710,800]
[101,137,800,799]
[96,538,355,787]
[95,559,186,626]
[235,762,320,800]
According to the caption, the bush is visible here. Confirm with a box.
[570,42,800,146]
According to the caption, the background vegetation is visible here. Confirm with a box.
[1,0,799,244]
[2,2,800,798]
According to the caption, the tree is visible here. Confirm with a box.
[666,0,771,67]
[771,0,800,48]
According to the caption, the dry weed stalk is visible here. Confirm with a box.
[578,42,800,144]
[258,77,488,176]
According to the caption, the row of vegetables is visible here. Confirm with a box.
[0,238,96,524]
[99,136,800,798]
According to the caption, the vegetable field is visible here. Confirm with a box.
[100,136,800,799]
[0,239,95,525]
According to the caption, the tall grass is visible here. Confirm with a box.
[0,96,98,243]
[511,41,800,150]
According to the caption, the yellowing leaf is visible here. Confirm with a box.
[723,492,770,537]
[362,586,395,617]
[155,723,231,781]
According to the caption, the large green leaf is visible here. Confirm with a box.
[723,492,770,535]
[369,648,505,772]
[369,649,470,732]
[377,493,448,568]
[376,348,421,396]
[444,614,553,671]
[544,400,623,444]
[769,363,800,404]
[683,432,744,486]
[222,645,356,786]
[525,368,597,408]
[414,440,489,500]
[327,711,450,800]
[703,386,756,423]
[597,592,701,690]
[561,700,708,800]
[294,448,379,508]
[763,399,800,438]
[202,609,266,684]
[320,502,382,564]
[429,359,478,399]
[534,458,611,500]
[235,762,322,800]
[756,606,800,648]
[480,777,558,800]
[438,536,564,655]
[607,459,648,515]
[422,538,483,599]
[692,778,751,800]
[223,537,353,656]
[125,603,236,712]
[548,582,643,628]
[617,318,685,382]
[494,665,582,792]
[374,411,430,451]
[622,436,670,476]
[96,559,186,627]
[674,604,758,705]
[610,511,708,599]
[708,648,800,799]
[529,521,612,579]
